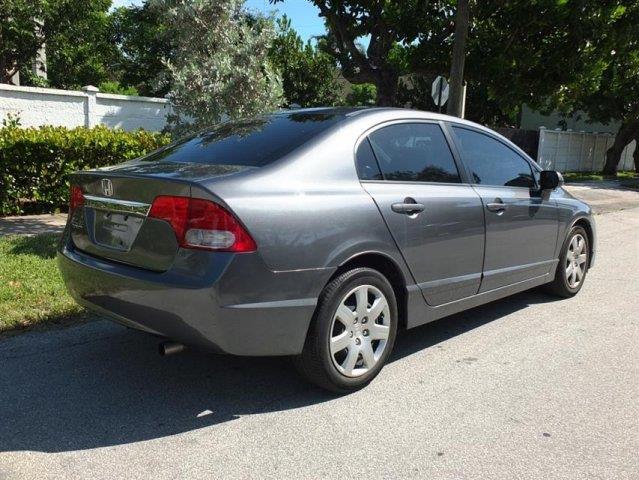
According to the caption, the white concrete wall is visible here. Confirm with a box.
[0,84,170,131]
[537,128,636,172]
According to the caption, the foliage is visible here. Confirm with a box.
[98,81,139,96]
[162,0,283,134]
[0,0,44,82]
[269,16,343,107]
[275,0,455,106]
[0,0,117,88]
[0,233,86,334]
[1,113,22,129]
[346,83,376,106]
[0,125,170,215]
[562,171,637,183]
[44,0,116,89]
[17,65,50,88]
[110,2,173,97]
[548,2,639,173]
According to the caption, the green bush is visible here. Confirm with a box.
[0,125,170,215]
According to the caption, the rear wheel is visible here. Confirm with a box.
[293,268,398,393]
[545,225,590,297]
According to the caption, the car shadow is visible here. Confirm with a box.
[0,289,559,453]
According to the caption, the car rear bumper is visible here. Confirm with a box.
[57,240,334,356]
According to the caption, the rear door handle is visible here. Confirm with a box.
[486,198,507,212]
[391,200,425,215]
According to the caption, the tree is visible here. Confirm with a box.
[346,83,376,106]
[0,0,46,83]
[467,1,639,174]
[45,0,115,89]
[269,16,343,107]
[275,1,455,106]
[446,0,469,117]
[1,0,116,88]
[111,2,173,97]
[161,0,282,134]
[553,3,639,174]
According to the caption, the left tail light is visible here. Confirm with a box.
[148,195,257,252]
[69,184,84,213]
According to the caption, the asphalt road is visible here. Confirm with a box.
[1,208,638,480]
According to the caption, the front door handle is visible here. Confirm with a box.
[391,199,425,215]
[486,198,507,212]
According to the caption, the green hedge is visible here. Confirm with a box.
[0,125,171,215]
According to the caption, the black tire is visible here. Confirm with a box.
[293,267,398,393]
[545,225,590,298]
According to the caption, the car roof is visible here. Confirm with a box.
[274,106,487,129]
[275,107,535,164]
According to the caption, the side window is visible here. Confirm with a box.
[367,123,461,183]
[355,138,383,180]
[452,127,535,188]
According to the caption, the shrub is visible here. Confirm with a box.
[0,125,170,215]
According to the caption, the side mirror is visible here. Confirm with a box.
[539,170,564,190]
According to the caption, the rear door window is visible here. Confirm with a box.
[355,138,383,180]
[452,127,535,188]
[367,123,461,183]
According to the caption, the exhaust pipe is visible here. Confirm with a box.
[159,341,186,356]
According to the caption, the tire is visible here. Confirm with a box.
[293,267,398,393]
[545,225,590,298]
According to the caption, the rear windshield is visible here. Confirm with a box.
[142,112,343,167]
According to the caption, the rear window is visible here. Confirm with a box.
[142,112,343,167]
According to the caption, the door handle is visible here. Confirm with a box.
[391,200,425,215]
[486,198,507,212]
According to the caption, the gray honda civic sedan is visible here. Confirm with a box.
[58,107,595,392]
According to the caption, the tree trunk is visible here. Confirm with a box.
[602,120,639,176]
[375,72,399,106]
[634,131,639,174]
[446,0,470,117]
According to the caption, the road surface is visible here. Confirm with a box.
[1,208,637,480]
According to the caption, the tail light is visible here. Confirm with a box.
[69,184,84,213]
[148,196,257,252]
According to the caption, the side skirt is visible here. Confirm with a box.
[405,273,553,329]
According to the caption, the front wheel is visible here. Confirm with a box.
[293,267,398,393]
[545,225,590,297]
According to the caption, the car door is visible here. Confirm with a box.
[357,121,485,306]
[450,125,560,292]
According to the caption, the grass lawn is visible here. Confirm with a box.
[563,171,639,190]
[0,233,87,335]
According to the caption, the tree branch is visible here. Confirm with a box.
[314,1,372,75]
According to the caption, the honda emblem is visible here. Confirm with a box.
[101,179,114,197]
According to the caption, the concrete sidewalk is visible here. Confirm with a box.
[0,213,67,236]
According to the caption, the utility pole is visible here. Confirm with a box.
[447,0,470,117]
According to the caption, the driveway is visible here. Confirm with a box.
[1,208,638,480]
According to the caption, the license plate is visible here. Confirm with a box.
[94,211,144,251]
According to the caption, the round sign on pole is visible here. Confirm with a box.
[431,76,449,108]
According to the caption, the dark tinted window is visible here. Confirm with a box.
[140,112,343,167]
[452,127,535,188]
[368,123,460,183]
[356,138,383,180]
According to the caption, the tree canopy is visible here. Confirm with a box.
[160,0,283,134]
[273,0,455,106]
[269,16,343,107]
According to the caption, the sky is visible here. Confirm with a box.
[110,0,327,43]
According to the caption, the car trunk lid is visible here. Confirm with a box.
[69,161,252,272]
